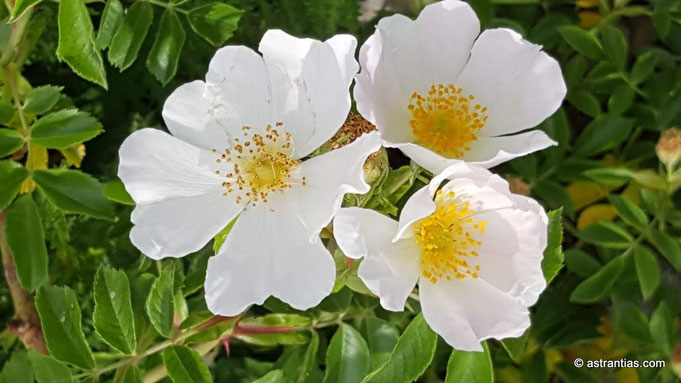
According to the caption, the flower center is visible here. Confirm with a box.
[408,84,488,158]
[213,123,304,206]
[413,190,486,283]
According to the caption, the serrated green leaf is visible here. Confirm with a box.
[579,221,633,248]
[298,331,320,383]
[23,85,63,115]
[146,265,175,338]
[361,318,399,370]
[108,2,153,71]
[104,179,134,205]
[600,24,627,69]
[0,351,33,383]
[609,194,648,229]
[652,11,671,38]
[563,55,587,88]
[319,287,352,313]
[0,161,29,210]
[521,351,547,383]
[613,302,651,343]
[27,350,73,383]
[634,245,659,300]
[500,331,529,363]
[131,273,155,337]
[5,194,48,291]
[254,370,284,383]
[532,180,575,218]
[445,342,493,383]
[35,284,95,369]
[648,229,681,272]
[542,208,563,283]
[93,267,136,354]
[631,51,658,84]
[146,9,186,85]
[0,128,24,157]
[187,3,243,46]
[162,345,213,383]
[238,331,309,346]
[573,116,634,158]
[33,169,115,219]
[0,99,15,124]
[567,89,600,118]
[9,0,40,22]
[31,109,103,149]
[558,26,604,60]
[213,218,236,253]
[242,314,311,327]
[116,365,142,383]
[57,0,107,88]
[324,324,370,383]
[583,167,634,184]
[650,302,674,356]
[570,256,623,303]
[95,0,124,50]
[362,313,437,383]
[529,13,571,48]
[565,249,601,278]
[607,84,634,115]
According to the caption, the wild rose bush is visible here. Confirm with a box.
[0,0,680,382]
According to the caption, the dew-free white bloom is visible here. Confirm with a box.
[333,163,548,351]
[118,30,381,316]
[354,0,567,173]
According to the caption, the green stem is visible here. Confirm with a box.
[4,66,29,136]
[621,218,658,259]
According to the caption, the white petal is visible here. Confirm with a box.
[419,277,530,351]
[473,208,548,306]
[130,194,241,260]
[462,130,557,168]
[456,28,566,137]
[204,203,335,316]
[413,0,480,87]
[355,28,413,144]
[333,208,421,311]
[326,34,360,88]
[387,141,455,175]
[432,161,503,189]
[118,128,224,204]
[286,131,381,240]
[333,207,397,260]
[510,194,549,225]
[357,245,420,311]
[205,46,273,135]
[391,160,503,241]
[162,81,229,151]
[393,184,435,241]
[439,178,514,213]
[260,30,358,158]
[355,1,480,144]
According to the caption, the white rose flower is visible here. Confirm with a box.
[354,0,567,173]
[333,162,548,351]
[118,30,381,316]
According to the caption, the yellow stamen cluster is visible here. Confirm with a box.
[414,190,486,283]
[408,84,488,159]
[213,123,303,206]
